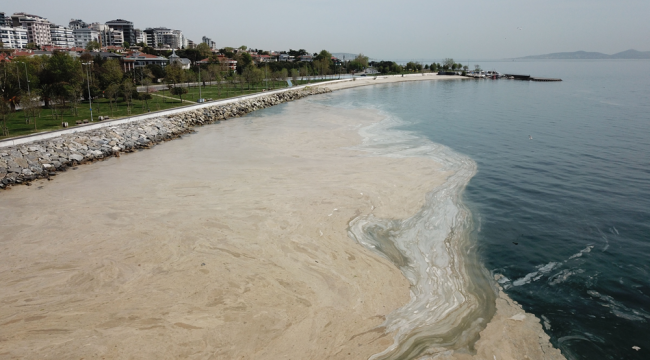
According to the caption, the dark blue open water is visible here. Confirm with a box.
[315,61,650,359]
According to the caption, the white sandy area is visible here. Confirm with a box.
[324,73,467,91]
[0,78,564,359]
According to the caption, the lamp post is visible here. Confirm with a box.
[17,62,30,96]
[82,61,93,121]
[198,64,202,102]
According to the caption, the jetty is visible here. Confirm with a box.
[505,74,562,82]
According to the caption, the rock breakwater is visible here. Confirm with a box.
[0,87,330,190]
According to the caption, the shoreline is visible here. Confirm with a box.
[0,77,565,359]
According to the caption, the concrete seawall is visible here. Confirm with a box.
[0,85,332,190]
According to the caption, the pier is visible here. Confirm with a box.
[505,74,562,82]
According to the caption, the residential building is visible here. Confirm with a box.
[73,28,99,49]
[0,26,28,49]
[172,30,186,49]
[90,23,123,47]
[144,27,183,49]
[121,51,169,71]
[0,12,6,27]
[68,19,88,30]
[134,29,145,45]
[186,39,195,49]
[106,19,135,45]
[169,49,191,69]
[202,36,216,50]
[50,24,74,48]
[11,12,52,47]
[299,55,313,62]
[279,54,290,61]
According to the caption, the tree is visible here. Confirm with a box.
[26,42,37,50]
[288,49,308,57]
[86,41,100,51]
[236,52,252,74]
[122,80,135,112]
[291,68,299,84]
[405,62,422,72]
[353,53,369,68]
[139,79,152,111]
[100,59,123,89]
[196,43,212,59]
[22,92,42,129]
[170,86,188,102]
[39,51,83,112]
[146,64,165,80]
[242,66,255,90]
[123,41,130,49]
[0,62,22,112]
[444,58,455,69]
[165,62,185,86]
[315,50,332,62]
[239,45,247,51]
[299,66,308,82]
[0,99,9,136]
[474,64,482,72]
[105,83,120,116]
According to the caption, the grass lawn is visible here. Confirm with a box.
[1,79,337,140]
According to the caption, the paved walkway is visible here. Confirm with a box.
[150,93,196,104]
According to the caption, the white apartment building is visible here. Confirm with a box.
[172,30,186,49]
[11,12,52,47]
[89,23,124,47]
[143,27,184,49]
[50,24,74,48]
[73,28,99,48]
[0,26,28,49]
[134,29,145,45]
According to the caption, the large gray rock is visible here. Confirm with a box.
[69,154,84,162]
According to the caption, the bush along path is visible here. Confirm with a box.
[0,87,331,190]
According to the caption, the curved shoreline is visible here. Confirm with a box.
[342,103,566,359]
[0,77,565,359]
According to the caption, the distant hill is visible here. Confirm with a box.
[518,49,650,60]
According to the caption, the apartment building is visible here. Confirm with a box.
[73,28,99,48]
[143,27,184,49]
[50,24,74,48]
[11,12,52,47]
[202,36,216,50]
[106,19,134,45]
[68,19,88,30]
[0,12,6,27]
[172,30,186,49]
[134,29,145,45]
[0,26,28,49]
[89,23,124,47]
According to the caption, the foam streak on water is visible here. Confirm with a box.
[347,113,494,359]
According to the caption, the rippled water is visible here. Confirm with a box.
[313,60,650,359]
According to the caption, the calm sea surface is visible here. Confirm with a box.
[312,61,650,359]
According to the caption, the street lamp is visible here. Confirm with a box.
[82,61,94,121]
[17,62,30,96]
[198,63,202,102]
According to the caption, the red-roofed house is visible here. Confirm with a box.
[121,51,169,71]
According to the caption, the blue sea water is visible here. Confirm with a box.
[313,61,650,359]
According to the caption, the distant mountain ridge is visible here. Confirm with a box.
[518,49,650,60]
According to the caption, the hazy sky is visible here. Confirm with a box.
[5,0,650,60]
